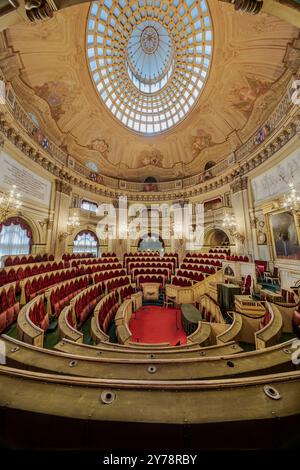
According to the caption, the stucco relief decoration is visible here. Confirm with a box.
[34,80,81,121]
[192,130,213,157]
[231,76,271,118]
[138,148,163,168]
[252,150,300,202]
[88,138,110,159]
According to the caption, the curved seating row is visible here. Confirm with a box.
[181,260,222,268]
[217,311,243,345]
[115,299,133,345]
[185,253,226,260]
[0,284,19,333]
[2,335,299,381]
[55,337,243,358]
[72,257,119,267]
[136,274,165,288]
[1,365,299,446]
[45,275,90,318]
[198,294,224,324]
[2,253,54,267]
[171,276,193,287]
[20,266,84,304]
[17,294,48,347]
[62,253,95,261]
[132,268,170,280]
[255,303,283,350]
[82,262,122,274]
[177,267,216,277]
[0,260,69,287]
[92,269,126,283]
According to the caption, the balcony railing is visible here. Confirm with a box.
[1,75,296,194]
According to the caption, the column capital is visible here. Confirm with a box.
[55,179,72,196]
[230,176,248,195]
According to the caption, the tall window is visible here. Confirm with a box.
[80,200,98,212]
[73,231,99,257]
[0,218,32,258]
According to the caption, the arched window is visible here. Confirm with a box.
[73,230,99,257]
[0,217,32,258]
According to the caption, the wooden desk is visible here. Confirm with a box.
[141,283,160,301]
[181,303,202,335]
[260,289,284,303]
[217,283,241,311]
[234,295,266,318]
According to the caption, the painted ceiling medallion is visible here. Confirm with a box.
[86,0,213,135]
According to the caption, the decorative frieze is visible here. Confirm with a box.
[0,106,299,202]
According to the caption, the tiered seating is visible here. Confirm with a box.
[209,249,230,255]
[28,297,49,331]
[96,292,119,333]
[186,252,226,260]
[83,262,122,274]
[131,267,170,280]
[136,274,165,288]
[226,255,250,262]
[0,260,68,287]
[21,267,84,303]
[71,257,119,268]
[0,285,19,333]
[124,252,178,269]
[171,252,224,286]
[92,269,126,283]
[171,277,193,287]
[62,253,95,261]
[73,283,103,327]
[128,261,174,272]
[198,294,224,324]
[119,284,135,301]
[106,276,131,292]
[2,253,54,267]
[46,275,90,318]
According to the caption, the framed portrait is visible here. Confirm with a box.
[270,211,300,260]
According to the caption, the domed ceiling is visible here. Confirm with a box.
[1,1,299,181]
[86,0,213,135]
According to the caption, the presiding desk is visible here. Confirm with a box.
[141,283,160,301]
[217,283,241,311]
[181,303,202,335]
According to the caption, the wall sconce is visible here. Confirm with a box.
[222,213,245,244]
[58,213,80,242]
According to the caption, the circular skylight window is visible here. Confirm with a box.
[86,0,213,135]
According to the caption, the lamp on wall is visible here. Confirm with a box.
[0,185,22,224]
[58,213,80,241]
[282,183,300,212]
[222,213,245,243]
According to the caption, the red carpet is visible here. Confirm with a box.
[129,306,187,345]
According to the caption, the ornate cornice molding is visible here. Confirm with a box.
[0,107,299,203]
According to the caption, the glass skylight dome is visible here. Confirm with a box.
[86,0,213,135]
